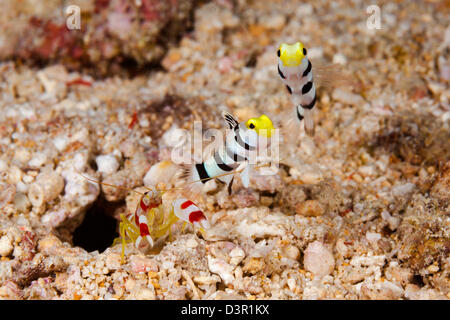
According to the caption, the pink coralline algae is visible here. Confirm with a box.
[0,0,196,75]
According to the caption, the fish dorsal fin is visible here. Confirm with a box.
[222,111,239,129]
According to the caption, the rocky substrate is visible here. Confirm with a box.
[0,0,449,299]
[0,0,197,76]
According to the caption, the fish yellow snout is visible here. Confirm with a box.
[279,42,305,67]
[254,114,274,138]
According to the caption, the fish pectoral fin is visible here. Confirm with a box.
[227,176,234,195]
[240,163,251,188]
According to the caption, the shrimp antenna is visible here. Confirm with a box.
[76,167,227,195]
[76,156,285,196]
[75,169,147,196]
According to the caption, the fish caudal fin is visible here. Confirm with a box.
[303,108,315,136]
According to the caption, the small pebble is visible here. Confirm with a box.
[295,200,324,217]
[28,152,47,168]
[130,255,158,274]
[186,238,198,248]
[96,154,120,175]
[52,136,69,152]
[358,165,376,177]
[303,241,335,277]
[135,288,155,300]
[13,148,31,164]
[301,171,323,184]
[427,264,439,273]
[366,232,381,243]
[0,159,7,171]
[286,279,295,292]
[193,275,221,285]
[0,235,13,257]
[260,196,273,207]
[14,192,30,212]
[7,166,23,184]
[242,257,264,275]
[208,256,235,285]
[229,247,245,266]
[332,53,347,65]
[28,172,64,207]
[281,245,300,261]
[161,125,186,148]
[143,160,179,187]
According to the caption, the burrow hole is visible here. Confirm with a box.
[72,197,123,253]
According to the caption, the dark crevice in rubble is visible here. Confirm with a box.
[411,274,426,288]
[72,196,121,253]
[364,111,450,167]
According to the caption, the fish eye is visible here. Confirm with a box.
[249,123,255,129]
[277,49,280,57]
[303,48,307,55]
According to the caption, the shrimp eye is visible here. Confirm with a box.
[303,48,307,55]
[277,49,280,57]
[249,123,255,129]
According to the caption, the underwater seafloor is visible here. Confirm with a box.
[0,0,449,300]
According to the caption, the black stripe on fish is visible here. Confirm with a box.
[226,146,247,162]
[286,85,292,94]
[303,48,307,56]
[302,60,311,77]
[277,65,286,79]
[302,81,313,95]
[301,93,316,110]
[296,106,304,121]
[234,130,255,151]
[195,163,211,184]
[214,151,234,172]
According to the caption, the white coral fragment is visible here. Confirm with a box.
[28,172,64,208]
[303,241,335,277]
[96,153,120,175]
[207,255,235,285]
[0,235,13,257]
[143,160,179,187]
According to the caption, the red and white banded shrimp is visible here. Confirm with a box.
[113,190,210,262]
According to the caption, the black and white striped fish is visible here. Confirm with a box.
[186,112,274,193]
[277,42,316,136]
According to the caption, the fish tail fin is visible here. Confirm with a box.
[303,108,315,136]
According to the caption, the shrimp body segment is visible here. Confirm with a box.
[113,190,209,262]
[172,199,210,232]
